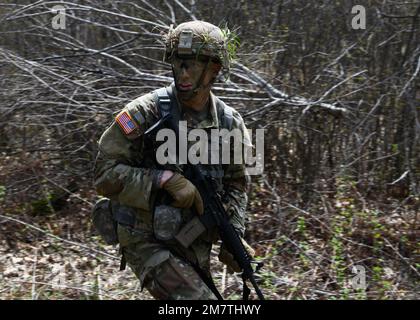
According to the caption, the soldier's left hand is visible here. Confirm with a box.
[162,172,204,215]
[218,237,255,273]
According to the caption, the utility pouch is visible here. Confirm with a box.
[153,204,182,241]
[91,198,119,245]
[174,216,207,248]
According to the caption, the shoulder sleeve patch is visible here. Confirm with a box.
[115,111,138,135]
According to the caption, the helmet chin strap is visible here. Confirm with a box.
[192,58,213,94]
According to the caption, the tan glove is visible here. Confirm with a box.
[218,237,256,273]
[162,172,204,215]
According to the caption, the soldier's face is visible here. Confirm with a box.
[172,54,219,100]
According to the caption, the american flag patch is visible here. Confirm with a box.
[116,111,138,135]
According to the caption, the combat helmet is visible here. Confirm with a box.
[163,20,236,77]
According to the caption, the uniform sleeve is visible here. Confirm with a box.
[94,116,159,212]
[222,110,252,237]
[223,171,249,237]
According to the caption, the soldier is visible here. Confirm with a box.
[93,20,255,300]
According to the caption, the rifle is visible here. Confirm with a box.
[184,164,265,300]
[146,112,265,300]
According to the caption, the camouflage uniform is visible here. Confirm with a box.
[94,83,250,300]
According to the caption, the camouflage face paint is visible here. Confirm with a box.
[171,55,209,100]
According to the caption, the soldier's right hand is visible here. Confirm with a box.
[162,172,204,215]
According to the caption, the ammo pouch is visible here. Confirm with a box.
[92,198,137,245]
[91,198,118,245]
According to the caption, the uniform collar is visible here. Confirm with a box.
[202,91,219,129]
[171,83,219,129]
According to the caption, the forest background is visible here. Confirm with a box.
[0,0,418,300]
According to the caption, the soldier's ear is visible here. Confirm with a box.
[211,63,222,76]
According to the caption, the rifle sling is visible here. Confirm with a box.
[154,85,224,301]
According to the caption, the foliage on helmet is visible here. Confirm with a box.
[163,21,240,79]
